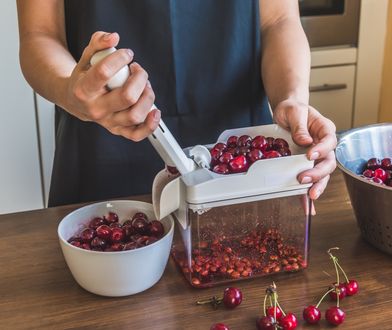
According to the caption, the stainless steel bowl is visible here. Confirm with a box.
[336,123,392,254]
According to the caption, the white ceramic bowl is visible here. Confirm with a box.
[58,200,174,297]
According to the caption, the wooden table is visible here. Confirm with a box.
[1,171,391,330]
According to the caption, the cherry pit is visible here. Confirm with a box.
[67,211,165,252]
[210,135,292,174]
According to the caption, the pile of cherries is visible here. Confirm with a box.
[210,135,292,174]
[361,157,392,187]
[67,211,165,252]
[172,227,306,288]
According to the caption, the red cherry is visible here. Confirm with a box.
[381,157,392,170]
[372,177,384,184]
[213,163,230,174]
[210,323,230,330]
[90,236,107,251]
[374,168,387,182]
[367,158,381,170]
[362,169,374,178]
[136,235,150,247]
[222,287,242,308]
[251,135,267,150]
[266,306,283,321]
[325,306,345,326]
[69,240,81,248]
[148,220,165,238]
[279,313,297,330]
[227,135,238,148]
[145,236,159,245]
[264,150,282,159]
[229,155,248,173]
[105,243,124,251]
[273,138,289,150]
[123,224,136,238]
[132,212,148,221]
[123,242,138,250]
[80,228,96,243]
[214,142,227,151]
[105,211,119,224]
[219,152,234,164]
[303,305,321,324]
[237,135,252,147]
[345,279,359,296]
[275,147,291,157]
[256,316,276,330]
[132,217,149,235]
[210,148,223,164]
[96,225,112,240]
[329,282,347,301]
[166,165,179,175]
[247,149,263,163]
[88,217,105,229]
[110,227,125,243]
[236,146,251,156]
[81,243,91,250]
[265,137,275,151]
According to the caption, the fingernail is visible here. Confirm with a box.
[153,109,161,121]
[103,33,113,41]
[301,176,312,184]
[127,48,134,58]
[310,151,320,161]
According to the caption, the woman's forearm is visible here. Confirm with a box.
[261,17,311,110]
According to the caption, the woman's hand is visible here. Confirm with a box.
[65,31,161,141]
[274,99,337,200]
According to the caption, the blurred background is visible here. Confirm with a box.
[1,0,392,214]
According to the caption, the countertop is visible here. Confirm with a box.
[1,171,391,330]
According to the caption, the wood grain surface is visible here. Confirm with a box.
[0,171,391,330]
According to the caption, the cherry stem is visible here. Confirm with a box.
[196,296,222,306]
[315,288,335,308]
[276,300,286,317]
[263,293,268,317]
[328,249,340,285]
[335,260,350,283]
[273,292,277,323]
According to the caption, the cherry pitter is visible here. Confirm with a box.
[91,48,315,288]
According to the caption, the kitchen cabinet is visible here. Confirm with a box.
[309,65,356,131]
[0,2,43,214]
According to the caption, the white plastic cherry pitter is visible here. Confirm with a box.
[91,48,315,263]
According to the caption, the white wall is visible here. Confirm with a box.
[0,1,43,214]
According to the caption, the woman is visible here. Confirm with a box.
[16,0,337,206]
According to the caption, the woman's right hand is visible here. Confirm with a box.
[64,31,161,141]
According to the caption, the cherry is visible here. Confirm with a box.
[251,135,267,150]
[303,305,321,324]
[236,146,251,156]
[264,150,282,159]
[96,225,112,240]
[69,240,81,248]
[80,228,96,243]
[145,236,159,245]
[325,306,345,326]
[210,148,223,164]
[105,211,119,224]
[219,152,234,164]
[345,279,359,296]
[123,241,138,250]
[362,169,374,178]
[329,282,347,301]
[148,220,165,238]
[237,135,252,147]
[210,323,230,330]
[132,212,148,221]
[81,243,91,250]
[123,224,136,238]
[213,163,230,174]
[227,135,238,147]
[275,147,291,157]
[279,313,297,330]
[374,168,387,182]
[381,157,392,170]
[90,236,107,250]
[123,219,133,226]
[105,243,124,251]
[256,316,276,330]
[136,235,150,247]
[247,149,263,163]
[266,306,283,321]
[366,158,381,170]
[265,137,275,150]
[372,177,384,184]
[273,138,289,150]
[213,142,227,151]
[88,217,105,229]
[109,222,122,228]
[222,287,242,308]
[131,217,149,235]
[110,227,125,243]
[229,155,248,173]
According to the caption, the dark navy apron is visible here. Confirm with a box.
[48,0,271,207]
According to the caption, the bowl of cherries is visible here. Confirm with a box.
[336,123,392,255]
[58,200,174,297]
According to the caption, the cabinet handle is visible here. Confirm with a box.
[309,83,347,92]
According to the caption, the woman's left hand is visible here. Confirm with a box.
[273,99,337,200]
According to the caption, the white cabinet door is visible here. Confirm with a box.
[309,65,356,131]
[0,2,43,214]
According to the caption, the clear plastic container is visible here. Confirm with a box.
[171,189,311,288]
